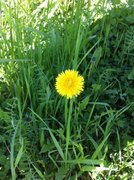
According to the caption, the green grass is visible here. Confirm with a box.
[0,0,134,179]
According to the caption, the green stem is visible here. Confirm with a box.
[65,98,68,128]
[65,99,73,160]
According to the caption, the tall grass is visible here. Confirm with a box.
[0,0,134,179]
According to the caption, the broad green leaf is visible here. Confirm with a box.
[32,164,46,180]
[91,134,110,160]
[81,166,109,172]
[48,129,65,160]
[15,138,24,168]
[61,158,103,165]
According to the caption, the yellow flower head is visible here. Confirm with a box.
[55,70,84,99]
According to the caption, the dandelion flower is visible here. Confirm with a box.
[55,70,84,99]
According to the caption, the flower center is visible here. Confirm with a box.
[67,79,74,88]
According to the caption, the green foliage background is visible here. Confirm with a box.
[0,0,134,179]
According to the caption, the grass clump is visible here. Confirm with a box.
[0,0,134,179]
